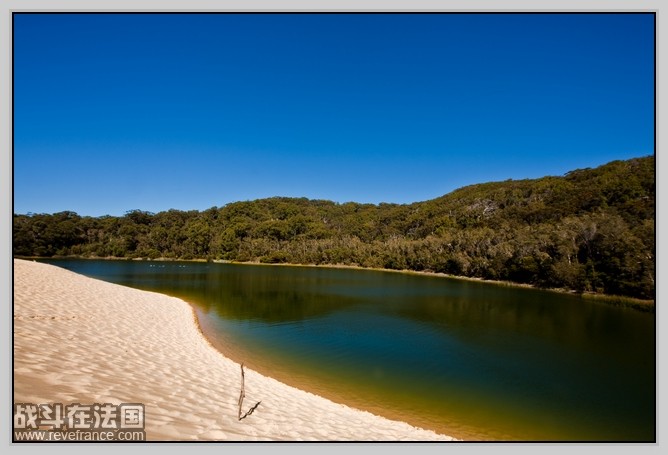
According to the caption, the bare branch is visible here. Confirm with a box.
[237,363,261,421]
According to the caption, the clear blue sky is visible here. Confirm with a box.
[14,13,654,217]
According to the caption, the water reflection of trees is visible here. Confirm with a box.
[385,290,654,366]
[157,267,365,323]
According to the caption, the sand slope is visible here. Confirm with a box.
[13,259,454,441]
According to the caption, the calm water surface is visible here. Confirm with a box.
[41,259,655,441]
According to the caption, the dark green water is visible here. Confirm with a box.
[40,259,655,441]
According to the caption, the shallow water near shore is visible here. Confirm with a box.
[40,259,655,441]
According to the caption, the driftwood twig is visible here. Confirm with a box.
[238,363,261,421]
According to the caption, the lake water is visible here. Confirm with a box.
[39,259,655,441]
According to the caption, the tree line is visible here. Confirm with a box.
[13,156,655,299]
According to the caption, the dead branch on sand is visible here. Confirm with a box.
[238,363,261,421]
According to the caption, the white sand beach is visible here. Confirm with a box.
[13,259,455,441]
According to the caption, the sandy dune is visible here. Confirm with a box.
[13,259,455,441]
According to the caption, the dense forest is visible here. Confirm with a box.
[14,156,655,299]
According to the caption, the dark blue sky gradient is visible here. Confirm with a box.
[14,13,655,216]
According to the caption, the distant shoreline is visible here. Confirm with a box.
[19,254,655,312]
